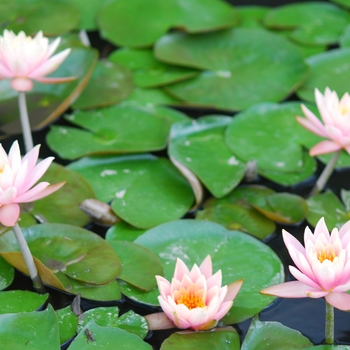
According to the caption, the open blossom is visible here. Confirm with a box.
[0,141,64,227]
[296,87,350,156]
[260,218,350,311]
[156,256,243,331]
[0,30,74,92]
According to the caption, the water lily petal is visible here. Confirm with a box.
[325,292,350,311]
[0,203,20,226]
[260,280,312,298]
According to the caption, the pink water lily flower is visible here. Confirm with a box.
[260,218,350,311]
[0,141,65,226]
[296,87,350,156]
[156,255,243,331]
[0,30,74,92]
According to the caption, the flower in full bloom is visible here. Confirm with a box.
[296,87,350,156]
[156,255,243,331]
[0,30,74,92]
[260,217,350,311]
[0,140,65,226]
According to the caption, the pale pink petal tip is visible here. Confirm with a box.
[10,77,33,92]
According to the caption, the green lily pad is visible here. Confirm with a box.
[98,0,239,47]
[109,240,163,291]
[306,190,349,229]
[0,45,98,136]
[57,306,78,344]
[225,102,318,181]
[0,255,14,290]
[72,60,133,109]
[0,223,121,288]
[68,154,194,228]
[155,28,308,111]
[306,346,350,350]
[330,0,350,8]
[236,6,269,28]
[134,220,284,323]
[263,2,350,46]
[161,327,240,350]
[109,48,198,88]
[47,104,173,160]
[0,0,79,36]
[241,317,313,350]
[0,290,48,314]
[119,280,160,307]
[169,116,246,198]
[79,307,120,329]
[0,305,60,350]
[296,48,350,103]
[24,161,96,226]
[196,203,276,239]
[125,87,181,107]
[106,221,146,242]
[69,320,152,349]
[116,311,149,339]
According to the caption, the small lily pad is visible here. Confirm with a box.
[106,222,146,242]
[156,28,308,111]
[72,60,133,109]
[125,87,181,106]
[0,255,14,290]
[57,306,78,344]
[109,48,198,88]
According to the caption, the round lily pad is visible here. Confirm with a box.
[134,220,284,323]
[108,48,198,88]
[47,104,173,159]
[169,116,246,198]
[98,0,239,47]
[72,60,133,109]
[68,154,194,228]
[155,27,308,111]
[263,2,350,46]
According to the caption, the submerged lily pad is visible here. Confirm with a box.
[68,154,194,228]
[155,27,308,111]
[263,2,350,46]
[72,60,133,109]
[109,48,198,88]
[47,104,173,159]
[169,116,246,198]
[134,220,284,323]
[98,0,239,47]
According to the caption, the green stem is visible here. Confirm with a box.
[309,150,341,197]
[18,91,34,153]
[12,223,45,293]
[325,301,334,345]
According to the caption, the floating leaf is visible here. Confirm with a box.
[116,311,149,339]
[241,317,312,350]
[263,2,350,46]
[125,87,181,106]
[109,240,163,291]
[72,60,133,109]
[98,0,239,47]
[155,28,308,111]
[57,306,78,344]
[106,221,146,242]
[0,255,14,290]
[47,104,173,159]
[68,154,194,228]
[169,116,246,198]
[0,305,60,350]
[0,291,48,314]
[134,220,284,323]
[109,48,198,88]
[236,6,269,28]
[0,0,79,36]
[161,327,240,350]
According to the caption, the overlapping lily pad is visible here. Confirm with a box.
[0,45,98,136]
[57,306,78,344]
[0,0,79,36]
[263,2,350,46]
[109,48,198,88]
[236,6,269,28]
[0,256,14,290]
[47,103,174,159]
[68,154,194,228]
[98,0,239,47]
[106,222,146,242]
[169,116,246,198]
[155,27,308,111]
[132,220,284,324]
[225,102,318,184]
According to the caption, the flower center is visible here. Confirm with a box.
[176,287,205,309]
[317,248,336,263]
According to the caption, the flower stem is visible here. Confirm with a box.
[12,223,45,293]
[309,150,341,197]
[325,301,334,345]
[18,91,34,153]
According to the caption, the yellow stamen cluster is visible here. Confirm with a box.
[317,248,336,263]
[176,288,205,309]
